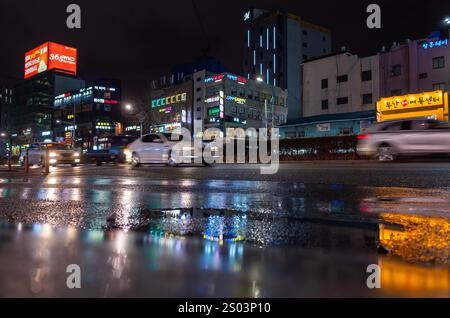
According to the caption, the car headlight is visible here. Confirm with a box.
[73,152,80,157]
[49,152,57,158]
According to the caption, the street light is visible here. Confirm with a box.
[256,76,264,82]
[444,17,450,25]
[125,104,133,111]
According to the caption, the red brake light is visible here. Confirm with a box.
[358,134,370,140]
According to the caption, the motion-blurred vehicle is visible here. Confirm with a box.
[19,143,80,167]
[86,135,138,166]
[357,118,450,161]
[127,133,220,167]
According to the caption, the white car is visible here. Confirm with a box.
[357,118,450,161]
[126,133,220,167]
[19,143,81,167]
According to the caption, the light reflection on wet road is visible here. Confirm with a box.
[0,164,449,297]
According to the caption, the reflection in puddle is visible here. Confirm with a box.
[380,256,450,296]
[379,213,450,264]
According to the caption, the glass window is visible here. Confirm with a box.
[337,75,348,83]
[321,79,328,89]
[337,97,348,105]
[391,64,402,77]
[361,70,372,81]
[321,100,328,110]
[432,56,445,69]
[363,94,373,105]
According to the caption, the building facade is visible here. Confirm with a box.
[243,8,331,120]
[53,79,122,150]
[380,30,450,97]
[149,71,288,136]
[12,71,84,144]
[302,51,380,118]
[202,72,288,134]
[150,80,193,134]
[0,78,16,131]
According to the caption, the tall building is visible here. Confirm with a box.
[0,77,17,131]
[53,79,122,150]
[12,42,83,144]
[243,8,331,120]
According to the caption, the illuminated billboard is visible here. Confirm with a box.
[377,91,449,122]
[24,42,77,79]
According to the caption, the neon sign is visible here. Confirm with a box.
[227,74,248,85]
[226,96,246,104]
[204,74,225,83]
[208,107,220,116]
[205,96,220,103]
[159,106,172,113]
[421,39,448,49]
[152,93,187,108]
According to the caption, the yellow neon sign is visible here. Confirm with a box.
[377,90,449,122]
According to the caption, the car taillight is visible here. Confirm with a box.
[357,134,370,140]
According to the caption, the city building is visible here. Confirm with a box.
[380,30,450,97]
[243,8,331,120]
[53,79,122,150]
[149,71,288,136]
[150,80,193,134]
[280,50,379,139]
[12,42,84,144]
[280,29,450,139]
[0,77,17,131]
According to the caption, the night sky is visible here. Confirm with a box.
[1,0,450,103]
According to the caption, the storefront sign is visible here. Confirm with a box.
[377,90,449,122]
[152,93,187,108]
[316,123,331,132]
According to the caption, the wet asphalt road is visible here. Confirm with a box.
[0,162,449,297]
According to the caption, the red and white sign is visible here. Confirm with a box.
[24,42,77,79]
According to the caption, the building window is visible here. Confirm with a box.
[196,77,202,82]
[196,107,201,112]
[432,56,445,69]
[363,94,373,105]
[390,64,402,77]
[321,78,328,89]
[361,70,372,81]
[337,75,348,83]
[302,30,308,36]
[196,87,201,92]
[302,42,308,48]
[231,86,237,96]
[337,97,348,105]
[321,100,328,110]
[432,82,446,91]
[391,89,402,96]
[419,73,428,79]
[303,55,308,60]
[196,97,201,102]
[339,128,353,136]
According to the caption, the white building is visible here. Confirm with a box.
[301,51,380,118]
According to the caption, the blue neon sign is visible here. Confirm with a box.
[421,39,448,49]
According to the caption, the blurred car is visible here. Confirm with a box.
[19,143,80,167]
[357,118,450,161]
[86,135,138,165]
[126,133,220,167]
